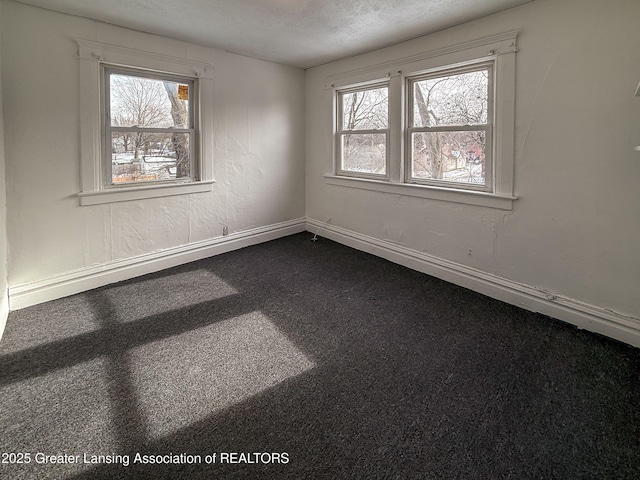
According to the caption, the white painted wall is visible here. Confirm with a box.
[2,2,305,292]
[2,0,639,344]
[0,0,9,337]
[306,0,640,320]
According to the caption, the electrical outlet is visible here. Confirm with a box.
[223,226,228,236]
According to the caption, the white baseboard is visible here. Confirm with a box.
[9,218,306,310]
[307,218,640,348]
[0,288,8,342]
[8,216,640,348]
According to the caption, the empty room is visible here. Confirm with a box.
[0,0,639,478]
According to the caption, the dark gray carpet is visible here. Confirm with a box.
[1,232,639,479]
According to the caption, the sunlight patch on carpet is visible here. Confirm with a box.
[129,311,315,438]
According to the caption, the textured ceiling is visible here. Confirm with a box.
[15,0,532,68]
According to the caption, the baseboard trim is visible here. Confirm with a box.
[306,218,640,348]
[9,218,306,310]
[0,288,8,342]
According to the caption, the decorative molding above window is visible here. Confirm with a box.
[326,31,518,209]
[77,39,215,205]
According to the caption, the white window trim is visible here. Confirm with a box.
[324,174,516,210]
[103,66,197,187]
[335,82,390,180]
[325,31,518,210]
[405,62,494,192]
[77,39,215,206]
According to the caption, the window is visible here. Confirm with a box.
[336,84,389,178]
[327,32,517,210]
[105,67,197,186]
[77,40,214,206]
[407,64,492,191]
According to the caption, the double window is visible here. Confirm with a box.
[330,32,517,209]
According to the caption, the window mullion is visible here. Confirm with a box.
[388,73,402,183]
[104,124,113,186]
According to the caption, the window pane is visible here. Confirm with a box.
[342,133,386,174]
[412,69,488,127]
[110,73,190,128]
[342,87,388,130]
[411,131,485,185]
[111,132,191,184]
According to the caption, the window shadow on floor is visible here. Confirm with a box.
[1,232,640,479]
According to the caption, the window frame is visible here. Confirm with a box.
[326,31,518,210]
[405,62,494,192]
[77,39,215,206]
[335,82,390,180]
[103,65,198,187]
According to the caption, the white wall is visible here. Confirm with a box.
[2,0,640,344]
[0,0,9,336]
[2,2,305,298]
[306,0,640,325]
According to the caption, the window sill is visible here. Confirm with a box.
[324,175,516,210]
[78,180,215,206]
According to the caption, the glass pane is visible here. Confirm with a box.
[111,132,191,184]
[341,87,388,130]
[411,131,485,185]
[110,73,190,128]
[412,69,488,127]
[342,133,386,174]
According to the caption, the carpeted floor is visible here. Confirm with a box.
[1,232,639,479]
